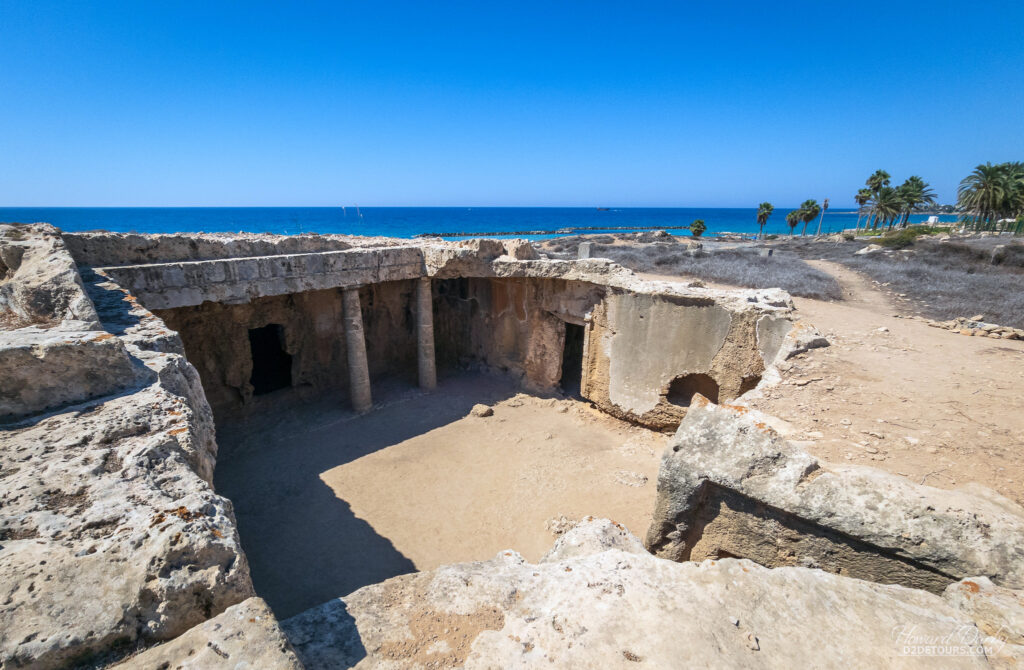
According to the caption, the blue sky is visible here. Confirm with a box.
[2,1,1022,207]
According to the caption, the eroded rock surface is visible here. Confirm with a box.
[0,224,136,419]
[1,223,99,329]
[282,518,1014,669]
[113,597,302,669]
[0,227,251,669]
[645,397,1024,592]
[0,327,144,420]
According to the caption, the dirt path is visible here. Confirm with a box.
[744,259,1024,504]
[803,259,892,310]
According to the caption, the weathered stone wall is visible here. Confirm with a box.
[156,280,419,412]
[433,277,603,390]
[92,246,426,310]
[430,275,799,430]
[63,230,375,267]
[63,232,805,431]
[581,291,789,430]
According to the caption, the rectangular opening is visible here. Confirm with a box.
[248,324,292,395]
[560,322,585,396]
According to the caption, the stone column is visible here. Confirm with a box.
[416,277,437,390]
[342,287,372,412]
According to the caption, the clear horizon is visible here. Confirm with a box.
[3,1,1023,208]
[0,205,900,211]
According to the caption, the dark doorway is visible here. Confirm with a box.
[666,373,719,406]
[738,374,762,396]
[560,322,585,396]
[248,324,292,395]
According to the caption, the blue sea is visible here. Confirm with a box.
[0,207,959,240]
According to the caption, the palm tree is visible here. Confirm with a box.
[896,176,936,228]
[865,169,891,230]
[872,186,902,229]
[1001,162,1024,224]
[756,202,774,239]
[854,188,872,231]
[799,199,820,236]
[958,163,1009,229]
[785,210,800,235]
[815,198,830,235]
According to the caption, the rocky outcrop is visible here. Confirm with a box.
[0,224,143,420]
[1,223,99,329]
[0,229,250,668]
[645,397,1024,592]
[281,518,1015,668]
[112,598,302,669]
[0,327,145,420]
[945,577,1024,647]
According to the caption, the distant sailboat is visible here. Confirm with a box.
[356,205,363,219]
[341,206,346,216]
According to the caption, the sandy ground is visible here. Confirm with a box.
[647,259,1024,504]
[215,375,667,618]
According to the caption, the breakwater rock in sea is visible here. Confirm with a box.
[415,224,693,237]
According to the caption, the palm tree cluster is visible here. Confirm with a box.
[855,170,936,231]
[957,162,1024,231]
[778,199,822,236]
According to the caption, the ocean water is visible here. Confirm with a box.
[0,207,958,239]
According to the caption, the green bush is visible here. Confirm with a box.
[876,225,951,249]
[877,229,919,249]
[690,219,707,237]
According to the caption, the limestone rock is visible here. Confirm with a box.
[113,598,303,669]
[470,403,494,417]
[0,258,247,668]
[0,326,145,420]
[1,223,99,328]
[502,238,539,260]
[645,398,1024,592]
[944,577,1024,645]
[541,516,647,561]
[282,519,1001,669]
[0,368,253,669]
[944,578,1024,665]
[765,318,830,364]
[855,243,883,255]
[63,230,363,267]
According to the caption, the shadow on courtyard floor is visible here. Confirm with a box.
[214,372,521,619]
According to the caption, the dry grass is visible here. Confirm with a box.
[786,237,1024,328]
[541,237,841,300]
